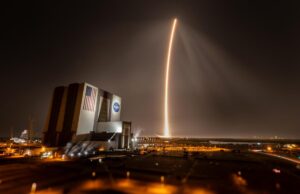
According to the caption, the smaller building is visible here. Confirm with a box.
[75,121,132,150]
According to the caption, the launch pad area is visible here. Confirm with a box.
[0,147,299,194]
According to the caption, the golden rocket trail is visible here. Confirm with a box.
[164,18,177,137]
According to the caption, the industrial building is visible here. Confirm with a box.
[43,82,132,149]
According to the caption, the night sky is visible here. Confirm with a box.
[1,0,300,138]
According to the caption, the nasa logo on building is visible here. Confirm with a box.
[113,102,120,112]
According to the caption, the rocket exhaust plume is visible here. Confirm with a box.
[163,18,177,137]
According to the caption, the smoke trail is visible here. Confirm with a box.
[163,18,177,137]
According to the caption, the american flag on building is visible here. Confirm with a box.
[83,86,97,111]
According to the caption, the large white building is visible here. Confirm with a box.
[43,82,132,149]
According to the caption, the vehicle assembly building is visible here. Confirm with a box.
[43,82,132,149]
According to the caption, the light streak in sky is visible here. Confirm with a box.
[164,18,177,137]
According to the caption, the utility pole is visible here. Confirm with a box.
[10,126,14,139]
[28,116,34,142]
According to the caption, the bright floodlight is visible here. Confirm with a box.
[163,18,177,138]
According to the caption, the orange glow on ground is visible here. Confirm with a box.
[146,183,177,194]
[80,180,103,190]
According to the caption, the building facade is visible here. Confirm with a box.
[43,82,132,149]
